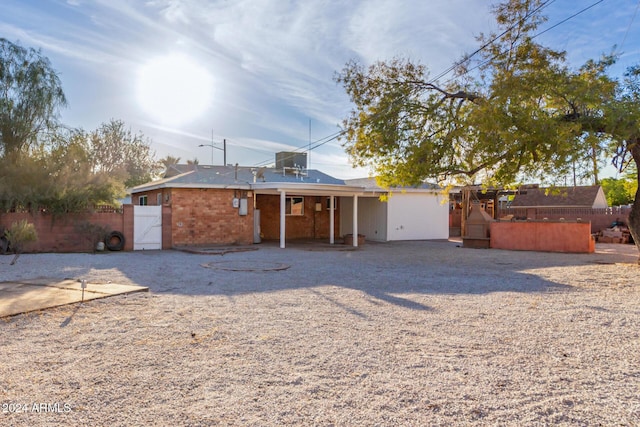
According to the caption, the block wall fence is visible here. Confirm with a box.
[0,205,133,253]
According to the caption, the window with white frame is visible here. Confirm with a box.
[139,195,147,206]
[286,197,304,215]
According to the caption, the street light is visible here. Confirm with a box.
[198,139,226,165]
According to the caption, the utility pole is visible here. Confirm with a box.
[198,130,227,165]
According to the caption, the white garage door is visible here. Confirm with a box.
[134,205,162,250]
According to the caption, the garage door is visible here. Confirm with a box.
[134,205,162,250]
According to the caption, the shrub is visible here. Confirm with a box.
[4,219,38,265]
[75,221,110,253]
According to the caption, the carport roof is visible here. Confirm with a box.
[345,177,442,192]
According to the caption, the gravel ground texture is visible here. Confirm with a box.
[1,240,639,426]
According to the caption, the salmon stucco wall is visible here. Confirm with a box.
[257,194,340,240]
[167,188,254,246]
[490,221,595,253]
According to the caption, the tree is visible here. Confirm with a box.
[601,177,634,206]
[0,128,125,213]
[160,155,181,168]
[4,219,37,265]
[336,0,640,259]
[89,119,162,187]
[0,38,66,158]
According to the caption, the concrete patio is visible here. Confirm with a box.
[0,278,148,318]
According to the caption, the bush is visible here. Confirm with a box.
[4,219,38,265]
[75,221,110,253]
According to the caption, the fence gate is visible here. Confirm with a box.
[133,205,162,250]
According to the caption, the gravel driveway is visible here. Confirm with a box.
[1,240,639,426]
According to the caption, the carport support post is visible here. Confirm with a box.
[329,195,335,245]
[280,190,286,249]
[352,194,358,247]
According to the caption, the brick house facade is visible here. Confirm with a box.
[257,194,339,240]
[130,164,360,248]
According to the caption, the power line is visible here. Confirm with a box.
[620,0,640,52]
[442,0,607,84]
[429,0,557,83]
[251,130,346,167]
[529,0,604,40]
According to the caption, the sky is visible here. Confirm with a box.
[1,0,639,180]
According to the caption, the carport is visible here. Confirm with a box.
[252,182,365,248]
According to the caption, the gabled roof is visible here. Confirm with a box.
[509,185,607,208]
[130,164,346,193]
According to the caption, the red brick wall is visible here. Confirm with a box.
[167,188,254,246]
[0,210,127,253]
[161,205,172,250]
[122,205,134,251]
[257,194,340,240]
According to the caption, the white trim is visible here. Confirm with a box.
[280,190,286,249]
[352,194,358,247]
[329,195,335,244]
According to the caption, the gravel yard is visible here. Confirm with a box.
[1,240,639,426]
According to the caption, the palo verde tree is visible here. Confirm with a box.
[336,0,640,259]
[0,38,66,158]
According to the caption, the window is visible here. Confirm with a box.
[326,197,338,210]
[286,197,304,216]
[139,195,147,206]
[157,193,162,205]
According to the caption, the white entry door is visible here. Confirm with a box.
[134,205,162,250]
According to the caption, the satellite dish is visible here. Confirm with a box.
[257,167,266,181]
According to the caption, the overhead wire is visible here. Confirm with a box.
[199,1,608,173]
[428,0,556,83]
[440,0,607,85]
[251,129,346,167]
[619,0,640,53]
[265,2,580,171]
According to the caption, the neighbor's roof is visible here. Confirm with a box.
[509,185,605,208]
[130,164,345,193]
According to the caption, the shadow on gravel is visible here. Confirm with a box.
[3,240,635,313]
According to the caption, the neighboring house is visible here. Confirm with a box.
[341,178,449,242]
[509,185,608,209]
[128,154,449,249]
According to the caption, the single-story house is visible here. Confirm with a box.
[128,155,448,249]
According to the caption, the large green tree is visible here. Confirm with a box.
[0,38,66,157]
[336,0,640,258]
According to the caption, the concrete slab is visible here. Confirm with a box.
[0,278,148,318]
